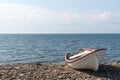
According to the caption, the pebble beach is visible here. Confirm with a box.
[0,61,120,80]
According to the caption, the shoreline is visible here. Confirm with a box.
[0,62,120,80]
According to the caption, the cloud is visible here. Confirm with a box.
[87,12,120,24]
[0,3,74,24]
[84,12,111,24]
[0,3,120,25]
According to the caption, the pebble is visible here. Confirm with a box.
[62,71,69,74]
[19,74,24,76]
[58,75,64,79]
[15,66,20,69]
[66,78,71,80]
[0,62,119,80]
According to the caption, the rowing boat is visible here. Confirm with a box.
[64,48,106,71]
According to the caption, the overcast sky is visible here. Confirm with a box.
[0,0,120,33]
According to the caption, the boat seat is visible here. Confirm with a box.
[69,50,92,59]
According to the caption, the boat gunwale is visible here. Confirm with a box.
[65,48,106,63]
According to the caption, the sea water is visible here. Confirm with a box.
[0,34,120,64]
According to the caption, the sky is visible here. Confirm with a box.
[0,0,120,33]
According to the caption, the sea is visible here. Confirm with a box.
[0,34,120,64]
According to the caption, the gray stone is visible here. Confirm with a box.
[58,75,64,79]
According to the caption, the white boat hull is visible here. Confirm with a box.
[65,48,106,71]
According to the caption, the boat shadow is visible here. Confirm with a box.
[77,64,120,79]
